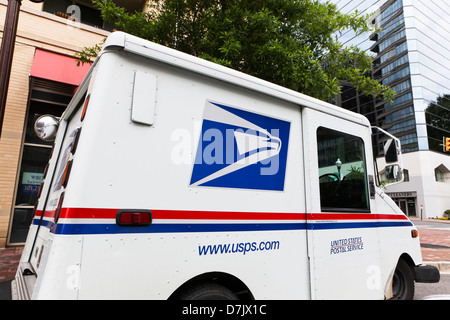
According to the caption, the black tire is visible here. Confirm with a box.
[391,259,415,300]
[176,282,238,300]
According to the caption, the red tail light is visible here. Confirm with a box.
[116,210,152,226]
[81,94,90,121]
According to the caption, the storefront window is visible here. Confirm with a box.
[14,146,51,206]
[9,79,74,244]
[10,146,53,244]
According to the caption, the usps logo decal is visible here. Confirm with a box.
[190,101,290,191]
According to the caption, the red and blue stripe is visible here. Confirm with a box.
[33,208,413,235]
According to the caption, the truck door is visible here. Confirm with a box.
[27,87,88,274]
[302,108,382,299]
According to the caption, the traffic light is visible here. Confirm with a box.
[445,137,450,152]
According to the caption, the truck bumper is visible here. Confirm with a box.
[12,262,36,300]
[414,265,440,283]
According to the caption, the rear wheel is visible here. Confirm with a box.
[176,282,238,300]
[391,259,415,300]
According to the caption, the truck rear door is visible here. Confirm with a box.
[27,81,89,274]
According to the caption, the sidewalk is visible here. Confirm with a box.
[410,217,450,273]
[0,247,23,282]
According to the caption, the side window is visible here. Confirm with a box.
[317,127,370,212]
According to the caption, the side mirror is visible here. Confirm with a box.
[384,138,400,163]
[34,115,59,142]
[373,127,404,185]
[385,164,402,181]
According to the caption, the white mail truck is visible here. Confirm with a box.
[12,32,439,300]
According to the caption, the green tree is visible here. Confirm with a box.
[426,94,450,153]
[77,0,394,102]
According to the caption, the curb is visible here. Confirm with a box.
[410,218,450,224]
[424,261,450,274]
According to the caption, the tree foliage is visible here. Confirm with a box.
[426,94,450,153]
[77,0,394,101]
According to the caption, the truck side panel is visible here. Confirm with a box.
[43,51,311,299]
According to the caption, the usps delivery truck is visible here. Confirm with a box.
[12,32,439,300]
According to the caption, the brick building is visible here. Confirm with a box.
[0,0,147,247]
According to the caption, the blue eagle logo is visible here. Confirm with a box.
[190,101,290,191]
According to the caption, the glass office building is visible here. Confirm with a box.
[327,0,450,218]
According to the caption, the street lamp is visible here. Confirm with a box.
[335,158,342,180]
[0,0,46,138]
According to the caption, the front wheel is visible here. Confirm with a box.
[175,282,238,300]
[391,259,415,300]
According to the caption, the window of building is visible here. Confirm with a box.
[43,0,103,28]
[42,0,145,30]
[389,78,411,94]
[381,55,409,77]
[379,28,406,52]
[379,0,403,27]
[317,127,370,212]
[384,92,412,111]
[386,119,416,135]
[380,41,408,64]
[397,132,418,152]
[385,106,414,124]
[399,132,417,144]
[403,169,409,182]
[382,66,410,86]
[435,167,445,182]
[434,165,449,182]
[402,146,418,153]
[378,14,405,39]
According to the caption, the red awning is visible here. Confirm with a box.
[30,49,91,86]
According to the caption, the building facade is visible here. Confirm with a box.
[0,0,148,247]
[328,0,450,218]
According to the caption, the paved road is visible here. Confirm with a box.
[415,274,450,300]
[0,280,11,300]
[412,220,450,230]
[413,219,450,299]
